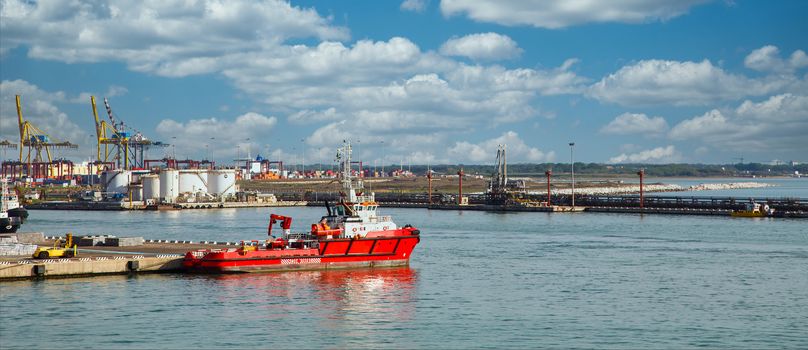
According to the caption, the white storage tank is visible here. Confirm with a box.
[142,175,160,200]
[130,170,151,184]
[159,169,179,203]
[130,184,143,201]
[102,170,131,194]
[207,169,237,197]
[179,169,208,194]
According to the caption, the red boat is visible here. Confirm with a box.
[183,142,421,273]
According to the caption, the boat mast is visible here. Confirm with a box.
[337,141,363,203]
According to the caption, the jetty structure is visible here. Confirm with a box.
[0,232,211,280]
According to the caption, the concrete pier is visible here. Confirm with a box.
[0,234,235,280]
[0,256,183,279]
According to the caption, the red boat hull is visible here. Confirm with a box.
[184,232,420,273]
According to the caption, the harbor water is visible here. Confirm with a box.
[2,199,808,348]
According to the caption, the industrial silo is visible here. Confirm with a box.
[207,169,236,198]
[178,169,208,194]
[159,169,179,203]
[130,184,143,201]
[102,170,131,195]
[142,175,160,200]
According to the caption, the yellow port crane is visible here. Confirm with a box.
[91,95,130,169]
[91,96,167,169]
[16,95,78,165]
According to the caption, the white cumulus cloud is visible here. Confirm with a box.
[440,0,709,29]
[744,45,808,74]
[589,59,789,106]
[155,112,277,159]
[600,113,668,135]
[440,32,522,61]
[447,131,555,163]
[668,94,808,151]
[608,145,678,163]
[400,0,428,12]
[0,0,349,73]
[2,1,602,164]
[735,93,808,122]
[668,109,732,140]
[288,108,341,124]
[2,1,589,157]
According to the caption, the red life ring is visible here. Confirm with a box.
[383,226,389,230]
[352,227,357,232]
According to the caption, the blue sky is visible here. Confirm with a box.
[1,0,806,166]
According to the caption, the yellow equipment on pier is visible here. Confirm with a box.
[33,233,77,259]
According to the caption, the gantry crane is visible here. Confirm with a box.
[92,95,128,169]
[16,95,78,165]
[0,140,17,149]
[485,144,526,205]
[91,96,167,169]
[0,140,17,177]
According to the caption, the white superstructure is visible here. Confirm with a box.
[1,179,20,212]
[325,142,396,238]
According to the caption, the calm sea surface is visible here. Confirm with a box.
[2,183,808,349]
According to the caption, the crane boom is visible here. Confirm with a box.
[16,95,24,161]
[267,214,293,237]
[103,97,118,131]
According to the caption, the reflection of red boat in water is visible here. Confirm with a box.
[184,142,421,273]
[206,267,418,324]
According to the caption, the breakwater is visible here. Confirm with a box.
[366,193,808,218]
[544,182,772,196]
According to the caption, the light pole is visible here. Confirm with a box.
[381,141,385,177]
[171,136,177,159]
[638,169,645,209]
[210,137,215,164]
[569,142,575,207]
[301,139,305,176]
